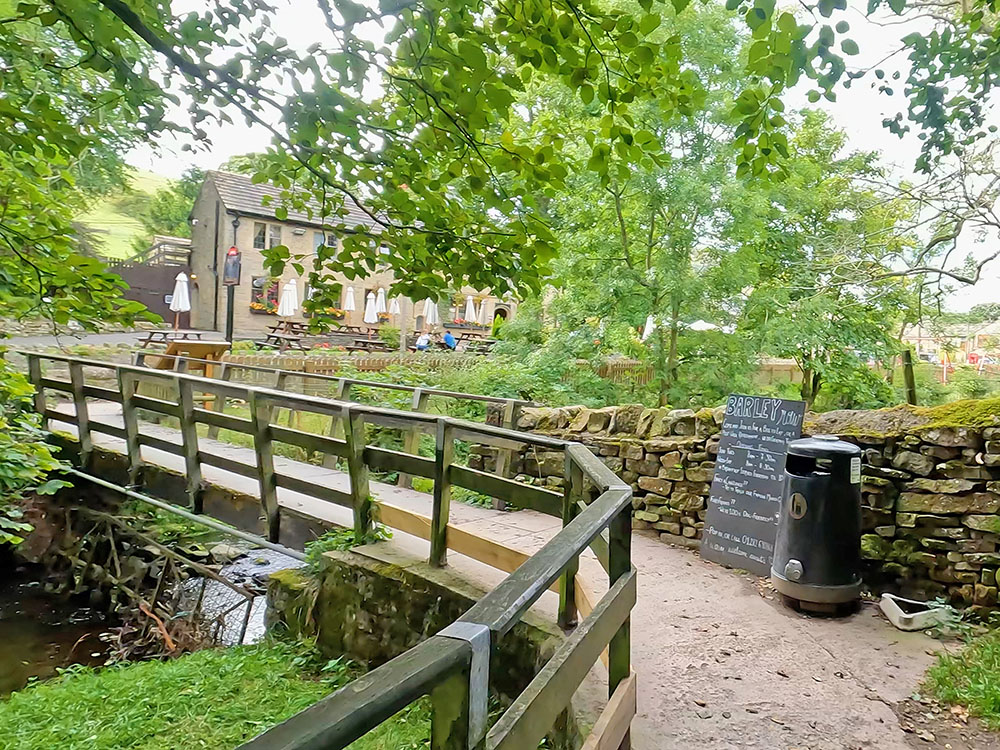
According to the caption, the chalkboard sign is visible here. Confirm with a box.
[701,394,805,576]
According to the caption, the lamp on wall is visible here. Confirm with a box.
[292,227,306,235]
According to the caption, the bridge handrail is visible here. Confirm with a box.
[20,351,634,750]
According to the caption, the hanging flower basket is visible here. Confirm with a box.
[250,302,277,315]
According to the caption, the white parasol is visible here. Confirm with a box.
[277,278,298,318]
[375,287,387,315]
[389,296,401,315]
[463,295,476,322]
[169,272,191,330]
[422,299,440,327]
[363,291,378,325]
[641,315,656,342]
[343,286,356,312]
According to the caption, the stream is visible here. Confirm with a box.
[0,563,110,696]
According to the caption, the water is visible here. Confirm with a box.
[0,565,110,696]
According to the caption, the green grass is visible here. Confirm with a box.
[0,640,430,749]
[926,629,1000,728]
[76,170,173,259]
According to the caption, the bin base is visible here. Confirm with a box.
[770,570,861,605]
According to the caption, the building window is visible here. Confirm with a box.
[250,276,279,314]
[253,222,267,250]
[313,232,324,254]
[253,222,282,250]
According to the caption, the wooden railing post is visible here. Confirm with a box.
[68,362,93,470]
[430,420,455,567]
[248,391,280,542]
[322,379,351,469]
[177,379,204,513]
[26,354,46,429]
[492,400,518,510]
[343,404,371,540]
[117,369,144,485]
[398,388,429,488]
[431,668,471,750]
[558,453,581,629]
[206,363,232,440]
[608,501,632,750]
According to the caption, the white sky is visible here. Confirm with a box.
[125,0,999,312]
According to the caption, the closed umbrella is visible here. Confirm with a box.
[422,299,440,327]
[389,296,401,316]
[277,279,299,319]
[363,292,378,325]
[463,295,476,322]
[478,300,490,326]
[343,286,356,312]
[375,287,387,315]
[641,315,656,342]
[169,272,191,330]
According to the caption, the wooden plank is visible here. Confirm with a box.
[450,465,561,517]
[177,379,203,512]
[240,636,469,750]
[398,388,429,489]
[206,363,232,439]
[364,446,434,478]
[81,384,123,402]
[274,473,353,508]
[492,400,518,510]
[270,425,347,458]
[26,355,47,428]
[580,674,637,750]
[137,433,185,456]
[430,420,454,567]
[69,362,93,470]
[343,405,371,540]
[321,380,349,469]
[131,394,182,418]
[117,369,143,484]
[39,377,71,392]
[249,391,280,542]
[608,504,632,702]
[197,451,258,479]
[88,420,127,439]
[431,668,471,750]
[486,571,636,750]
[192,407,252,434]
[461,487,631,637]
[559,454,582,629]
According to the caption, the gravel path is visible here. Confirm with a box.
[628,533,938,750]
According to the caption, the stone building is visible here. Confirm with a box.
[187,171,517,334]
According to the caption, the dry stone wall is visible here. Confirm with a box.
[475,403,1000,610]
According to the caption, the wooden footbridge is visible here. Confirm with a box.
[20,351,636,750]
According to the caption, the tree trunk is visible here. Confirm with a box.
[666,294,680,390]
[655,322,669,407]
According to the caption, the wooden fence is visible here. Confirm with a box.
[23,351,636,750]
[225,352,487,376]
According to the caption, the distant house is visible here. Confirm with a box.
[106,235,193,326]
[142,235,191,266]
[902,321,1000,363]
[187,171,515,334]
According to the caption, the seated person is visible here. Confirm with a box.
[442,330,457,350]
[415,332,431,351]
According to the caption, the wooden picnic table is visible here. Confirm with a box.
[139,330,204,348]
[268,320,311,336]
[455,330,489,341]
[337,324,367,335]
[464,338,496,354]
[254,332,308,352]
[345,338,394,353]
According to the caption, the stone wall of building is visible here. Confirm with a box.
[480,403,1000,609]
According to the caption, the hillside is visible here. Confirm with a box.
[76,170,174,259]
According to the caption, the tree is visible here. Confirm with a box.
[129,167,205,255]
[730,112,917,408]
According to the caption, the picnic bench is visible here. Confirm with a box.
[464,338,497,354]
[254,332,308,352]
[336,324,367,335]
[138,330,205,348]
[134,340,231,406]
[345,338,394,353]
[268,320,311,336]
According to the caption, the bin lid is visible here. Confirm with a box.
[787,434,862,458]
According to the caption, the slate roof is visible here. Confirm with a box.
[208,170,379,231]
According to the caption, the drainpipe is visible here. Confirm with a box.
[211,200,221,330]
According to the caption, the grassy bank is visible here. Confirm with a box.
[0,640,429,749]
[926,629,1000,728]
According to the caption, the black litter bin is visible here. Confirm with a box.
[771,435,863,608]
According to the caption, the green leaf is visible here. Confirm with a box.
[840,39,859,55]
[639,13,661,35]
